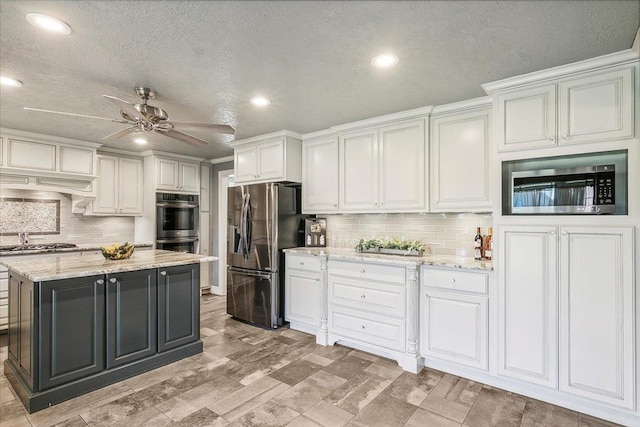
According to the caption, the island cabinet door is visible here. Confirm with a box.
[158,264,200,352]
[106,269,157,369]
[39,275,105,391]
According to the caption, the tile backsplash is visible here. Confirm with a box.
[0,190,135,245]
[324,213,493,257]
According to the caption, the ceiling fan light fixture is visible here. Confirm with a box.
[371,53,399,68]
[250,96,271,107]
[26,13,72,35]
[0,76,23,87]
[134,138,148,145]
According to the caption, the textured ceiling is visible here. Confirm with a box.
[1,1,638,159]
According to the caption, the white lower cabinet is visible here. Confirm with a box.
[498,224,635,409]
[284,253,328,343]
[420,268,489,371]
[327,259,421,373]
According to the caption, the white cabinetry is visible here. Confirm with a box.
[327,259,421,372]
[302,137,339,213]
[498,225,634,408]
[430,100,492,212]
[285,253,328,343]
[199,164,211,292]
[156,158,200,193]
[339,119,426,212]
[0,265,7,332]
[491,66,635,152]
[90,155,143,215]
[420,268,489,371]
[558,226,634,409]
[231,131,302,184]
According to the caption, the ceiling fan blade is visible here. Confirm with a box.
[156,128,208,147]
[23,107,128,123]
[103,95,146,121]
[169,121,236,134]
[103,126,140,140]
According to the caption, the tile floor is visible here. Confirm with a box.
[0,294,623,427]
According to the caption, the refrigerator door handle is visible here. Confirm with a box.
[227,266,272,279]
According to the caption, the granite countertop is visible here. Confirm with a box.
[0,250,218,282]
[283,247,493,271]
[0,242,154,257]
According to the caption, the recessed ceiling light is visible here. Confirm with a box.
[0,76,23,87]
[250,96,271,107]
[371,54,399,68]
[26,13,72,35]
[134,138,148,145]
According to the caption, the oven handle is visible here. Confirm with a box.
[155,201,199,208]
[156,237,199,243]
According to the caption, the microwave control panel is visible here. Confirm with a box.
[596,172,615,205]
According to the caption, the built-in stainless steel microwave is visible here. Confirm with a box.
[510,165,615,214]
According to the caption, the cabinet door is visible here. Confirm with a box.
[257,139,285,181]
[234,146,258,183]
[498,226,558,388]
[8,274,35,390]
[106,270,157,369]
[379,120,425,211]
[157,158,180,190]
[179,162,200,193]
[431,109,491,212]
[200,164,211,212]
[558,67,634,145]
[118,157,143,215]
[285,269,320,328]
[339,129,378,211]
[421,289,488,370]
[158,264,200,352]
[495,84,557,152]
[39,276,105,391]
[559,226,634,408]
[93,156,118,214]
[302,137,339,213]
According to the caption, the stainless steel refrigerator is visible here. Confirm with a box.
[227,183,303,328]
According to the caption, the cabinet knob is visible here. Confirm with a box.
[361,294,366,299]
[561,230,568,235]
[549,230,556,235]
[361,325,365,329]
[548,136,555,142]
[316,278,320,282]
[160,271,167,276]
[109,278,117,283]
[360,269,366,274]
[561,134,569,140]
[451,278,456,283]
[300,261,304,266]
[333,204,337,207]
[96,279,104,285]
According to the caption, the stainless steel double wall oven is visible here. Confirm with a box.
[156,192,199,253]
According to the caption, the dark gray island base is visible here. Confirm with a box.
[2,250,213,413]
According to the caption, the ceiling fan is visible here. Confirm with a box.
[24,87,235,147]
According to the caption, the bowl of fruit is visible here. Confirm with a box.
[100,242,135,260]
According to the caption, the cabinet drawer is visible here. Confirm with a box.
[329,260,405,284]
[329,306,405,352]
[422,268,487,294]
[329,276,405,317]
[286,254,322,272]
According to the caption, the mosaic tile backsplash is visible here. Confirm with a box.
[324,213,493,257]
[0,190,135,245]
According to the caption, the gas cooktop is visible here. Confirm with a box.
[0,243,78,252]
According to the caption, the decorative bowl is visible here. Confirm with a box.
[101,243,134,260]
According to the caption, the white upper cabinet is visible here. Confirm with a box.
[200,164,211,212]
[231,131,302,184]
[156,157,200,193]
[339,119,426,213]
[91,155,143,216]
[490,65,635,152]
[430,102,492,212]
[302,137,339,213]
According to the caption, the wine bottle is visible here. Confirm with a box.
[474,227,483,260]
[483,227,493,260]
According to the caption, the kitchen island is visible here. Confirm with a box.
[1,250,216,413]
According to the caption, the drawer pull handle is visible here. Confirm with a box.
[361,294,366,299]
[361,269,366,274]
[361,325,365,329]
